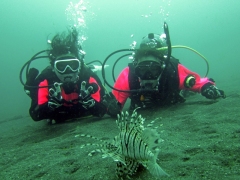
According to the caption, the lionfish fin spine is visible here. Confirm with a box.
[80,143,103,149]
[79,134,110,149]
[80,134,103,142]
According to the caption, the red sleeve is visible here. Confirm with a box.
[38,79,49,105]
[178,64,215,93]
[112,67,131,107]
[89,77,101,102]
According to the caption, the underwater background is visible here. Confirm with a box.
[0,1,240,179]
[0,0,239,119]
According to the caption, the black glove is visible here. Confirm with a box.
[201,83,226,100]
[79,81,96,109]
[103,92,121,117]
[48,82,63,110]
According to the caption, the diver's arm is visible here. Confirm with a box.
[29,102,53,121]
[29,79,54,121]
[177,64,225,99]
[177,64,214,93]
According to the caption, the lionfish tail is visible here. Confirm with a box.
[147,162,169,177]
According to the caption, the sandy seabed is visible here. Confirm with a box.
[0,85,239,180]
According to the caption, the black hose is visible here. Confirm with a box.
[112,53,132,82]
[20,50,50,88]
[20,56,49,88]
[102,49,135,92]
[86,60,103,66]
[26,50,49,78]
[21,52,103,89]
[164,22,172,64]
[101,49,157,93]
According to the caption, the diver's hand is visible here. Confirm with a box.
[79,81,93,100]
[48,98,62,110]
[79,81,95,109]
[48,82,62,110]
[201,83,226,100]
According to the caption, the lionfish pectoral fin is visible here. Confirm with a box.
[141,128,163,152]
[147,162,169,177]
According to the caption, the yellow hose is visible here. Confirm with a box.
[157,45,209,77]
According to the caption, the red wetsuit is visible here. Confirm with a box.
[112,60,214,108]
[29,66,107,121]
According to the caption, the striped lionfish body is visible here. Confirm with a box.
[80,109,169,178]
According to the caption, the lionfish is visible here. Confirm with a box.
[80,109,169,179]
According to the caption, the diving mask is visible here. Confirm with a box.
[135,61,162,80]
[53,58,81,83]
[134,55,165,80]
[54,59,81,74]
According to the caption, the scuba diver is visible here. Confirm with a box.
[111,28,226,110]
[23,28,120,124]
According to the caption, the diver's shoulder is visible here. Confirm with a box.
[170,56,180,63]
